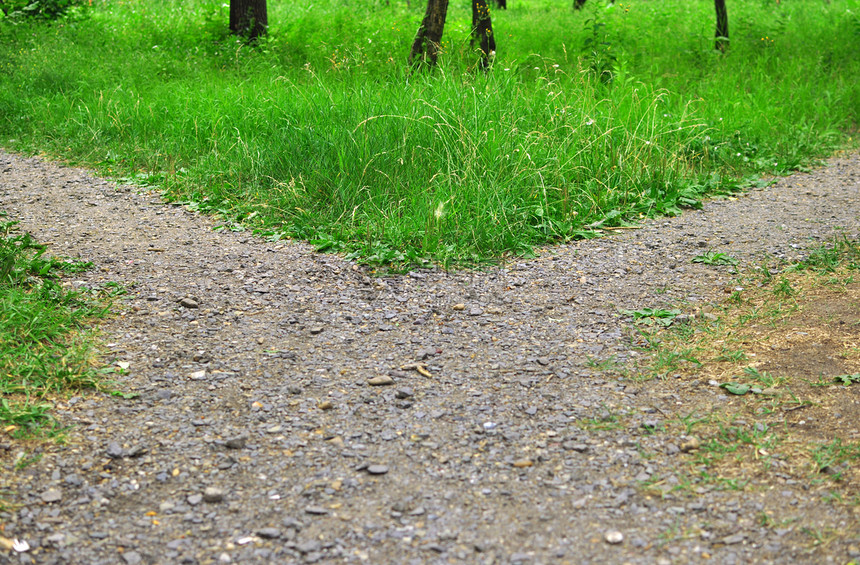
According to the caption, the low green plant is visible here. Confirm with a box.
[692,251,739,266]
[621,307,682,327]
[790,237,860,274]
[834,373,860,386]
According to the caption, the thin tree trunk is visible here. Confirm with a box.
[472,0,496,68]
[493,0,506,9]
[409,0,450,67]
[230,0,268,41]
[574,0,587,10]
[715,0,729,51]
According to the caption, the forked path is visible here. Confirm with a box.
[1,150,859,564]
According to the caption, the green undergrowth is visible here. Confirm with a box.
[1,0,858,268]
[0,216,111,437]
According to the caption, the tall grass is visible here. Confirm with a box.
[0,0,857,266]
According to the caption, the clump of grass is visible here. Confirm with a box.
[0,217,109,437]
[0,0,857,267]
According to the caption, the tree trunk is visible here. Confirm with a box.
[715,0,729,51]
[230,0,268,41]
[409,0,450,67]
[472,0,496,67]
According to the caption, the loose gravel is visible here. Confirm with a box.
[1,149,859,564]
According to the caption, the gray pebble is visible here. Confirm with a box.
[367,465,389,475]
[203,487,224,503]
[41,489,62,503]
[106,441,124,458]
[257,527,281,539]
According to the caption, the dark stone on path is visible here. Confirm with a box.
[257,527,281,539]
[225,437,247,449]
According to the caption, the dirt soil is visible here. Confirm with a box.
[0,149,859,565]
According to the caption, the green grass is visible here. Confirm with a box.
[0,217,110,437]
[0,0,858,267]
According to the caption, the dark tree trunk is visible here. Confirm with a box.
[573,0,586,9]
[715,0,729,51]
[410,0,450,67]
[230,0,268,41]
[472,0,496,67]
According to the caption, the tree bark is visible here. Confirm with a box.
[715,0,729,51]
[409,0,450,67]
[230,0,268,41]
[472,0,496,67]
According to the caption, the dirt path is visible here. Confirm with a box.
[1,150,859,564]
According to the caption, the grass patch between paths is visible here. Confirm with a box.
[0,0,858,267]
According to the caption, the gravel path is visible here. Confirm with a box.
[1,150,859,565]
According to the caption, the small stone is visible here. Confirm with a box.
[722,533,745,545]
[318,400,334,410]
[367,376,394,386]
[179,297,199,309]
[257,527,281,539]
[188,370,206,380]
[121,551,142,565]
[367,465,389,475]
[296,540,321,554]
[680,437,701,452]
[218,553,232,564]
[203,487,224,503]
[41,489,62,503]
[604,530,624,544]
[309,327,324,335]
[563,442,589,453]
[304,505,328,515]
[187,494,203,506]
[468,307,484,316]
[106,441,124,459]
[225,437,246,450]
[395,387,414,399]
[512,459,533,468]
[536,357,550,366]
[453,304,465,311]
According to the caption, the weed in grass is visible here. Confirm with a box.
[789,237,860,274]
[772,276,795,297]
[714,347,747,363]
[811,439,860,479]
[692,250,738,266]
